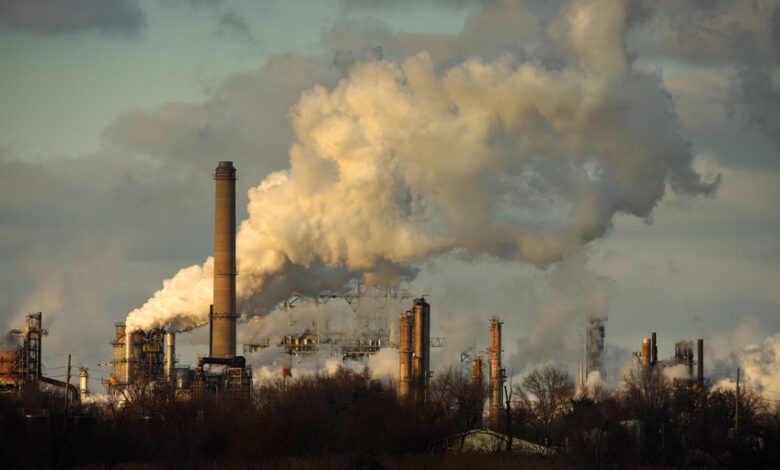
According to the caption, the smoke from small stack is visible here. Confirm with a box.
[123,0,717,345]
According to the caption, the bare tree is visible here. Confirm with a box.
[519,367,575,441]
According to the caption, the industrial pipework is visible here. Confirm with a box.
[398,312,413,402]
[211,161,238,359]
[412,298,430,406]
[488,316,504,430]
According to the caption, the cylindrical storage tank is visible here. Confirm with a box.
[174,368,192,389]
[211,161,238,359]
[642,338,651,372]
[398,313,413,402]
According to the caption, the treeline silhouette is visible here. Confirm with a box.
[0,366,778,469]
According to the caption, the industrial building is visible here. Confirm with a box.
[585,317,606,380]
[397,297,431,406]
[634,332,705,389]
[1,312,79,401]
[103,162,251,399]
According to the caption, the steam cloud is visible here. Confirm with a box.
[126,0,718,333]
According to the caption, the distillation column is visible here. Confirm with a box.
[412,298,430,406]
[489,316,504,430]
[398,313,413,402]
[642,337,651,374]
[210,161,238,359]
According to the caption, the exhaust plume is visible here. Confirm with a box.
[126,0,717,333]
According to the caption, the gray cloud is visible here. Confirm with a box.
[728,65,780,151]
[0,53,340,370]
[0,0,144,36]
[214,11,256,45]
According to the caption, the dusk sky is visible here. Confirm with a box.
[0,0,778,398]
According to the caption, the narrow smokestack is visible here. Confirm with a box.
[472,354,485,427]
[125,329,132,383]
[210,161,237,359]
[697,338,704,389]
[642,338,651,373]
[165,331,176,380]
[651,332,657,367]
[489,316,504,431]
[398,312,413,402]
[412,298,430,406]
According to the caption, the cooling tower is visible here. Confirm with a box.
[210,161,238,359]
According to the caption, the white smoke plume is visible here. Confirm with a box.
[126,0,717,334]
[245,345,397,386]
[713,333,780,399]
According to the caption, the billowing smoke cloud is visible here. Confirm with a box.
[245,345,397,385]
[126,0,717,334]
[713,333,780,398]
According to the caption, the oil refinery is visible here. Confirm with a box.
[2,161,715,416]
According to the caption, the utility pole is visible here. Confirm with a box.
[734,367,740,438]
[65,354,72,415]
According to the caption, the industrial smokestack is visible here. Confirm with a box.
[125,329,132,383]
[79,367,89,400]
[472,354,485,426]
[165,331,175,380]
[642,338,651,373]
[412,298,430,406]
[489,316,504,431]
[697,338,704,389]
[651,332,657,367]
[398,312,413,402]
[210,161,238,359]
